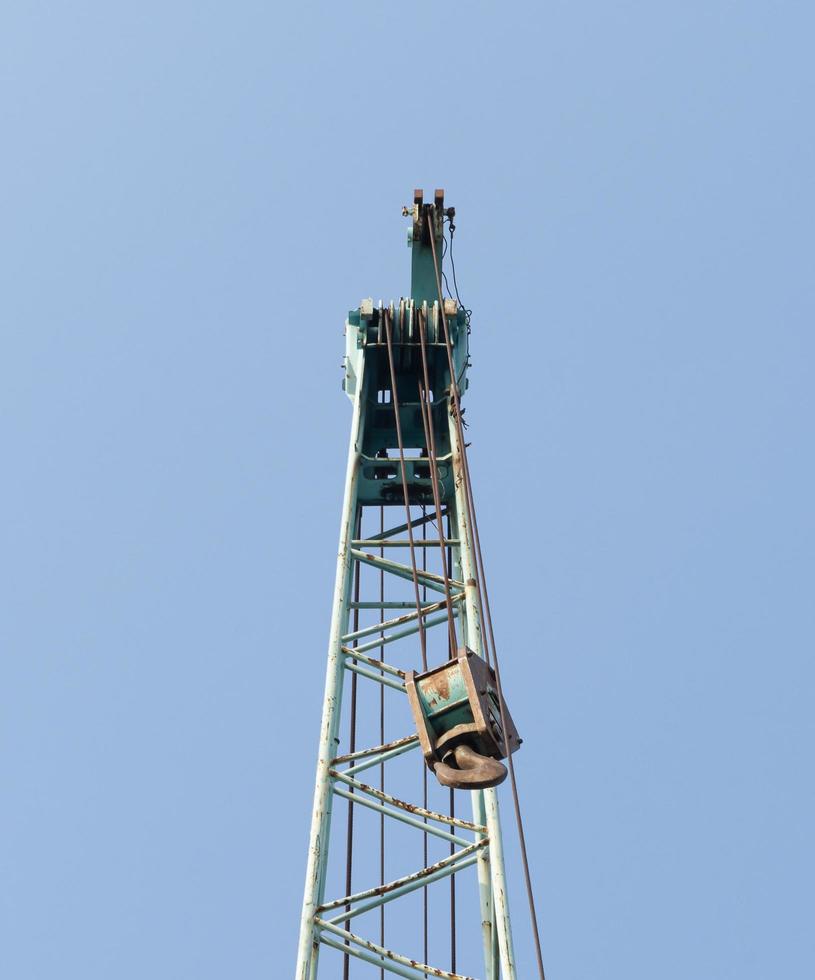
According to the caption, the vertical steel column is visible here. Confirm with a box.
[484,787,517,979]
[295,364,368,980]
[472,789,497,980]
[448,407,517,979]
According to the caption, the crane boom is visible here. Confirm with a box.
[295,191,523,980]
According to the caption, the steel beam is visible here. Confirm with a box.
[331,785,471,848]
[323,849,482,924]
[449,406,518,980]
[343,660,406,692]
[294,365,367,980]
[316,919,476,980]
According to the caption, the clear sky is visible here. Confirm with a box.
[1,2,813,978]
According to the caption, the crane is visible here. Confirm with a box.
[295,191,544,980]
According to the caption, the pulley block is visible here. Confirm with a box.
[405,647,521,790]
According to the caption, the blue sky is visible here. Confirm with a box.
[1,2,813,978]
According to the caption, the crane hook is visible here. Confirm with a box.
[433,743,508,790]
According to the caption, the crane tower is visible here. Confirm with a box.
[295,191,539,980]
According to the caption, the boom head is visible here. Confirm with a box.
[342,190,469,507]
[406,188,454,306]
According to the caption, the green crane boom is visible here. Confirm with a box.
[295,191,523,980]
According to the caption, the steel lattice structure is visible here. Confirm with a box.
[295,191,522,980]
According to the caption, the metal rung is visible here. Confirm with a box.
[350,600,440,609]
[366,508,450,542]
[331,769,487,834]
[350,609,459,656]
[340,647,406,679]
[316,920,476,980]
[352,539,459,548]
[318,840,485,916]
[343,661,405,692]
[331,786,471,848]
[332,734,418,765]
[350,549,465,593]
[342,738,421,777]
[341,594,462,643]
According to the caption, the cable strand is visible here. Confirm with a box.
[383,305,428,670]
[428,206,547,980]
[416,309,458,653]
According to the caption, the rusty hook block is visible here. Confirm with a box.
[434,744,508,790]
[405,647,521,791]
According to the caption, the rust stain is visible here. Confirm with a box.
[424,669,451,702]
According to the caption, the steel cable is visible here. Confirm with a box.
[383,307,428,670]
[446,515,457,972]
[426,221,490,670]
[427,206,547,980]
[416,310,458,654]
[421,506,429,980]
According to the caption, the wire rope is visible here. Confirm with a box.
[425,217,492,669]
[416,309,458,654]
[444,513,458,973]
[445,219,472,333]
[383,307,428,670]
[428,205,547,980]
[421,505,429,980]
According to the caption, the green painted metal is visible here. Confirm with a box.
[344,609,461,656]
[316,918,477,980]
[330,769,487,834]
[414,660,473,738]
[330,786,471,849]
[322,847,484,923]
[333,733,419,765]
[341,595,460,643]
[296,192,517,980]
[343,661,406,692]
[350,600,442,610]
[341,739,419,778]
[339,647,407,679]
[409,191,445,305]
